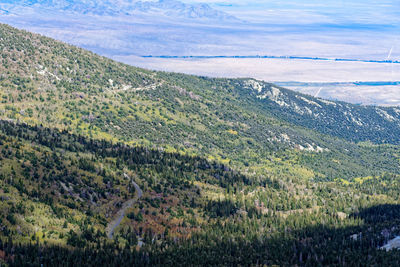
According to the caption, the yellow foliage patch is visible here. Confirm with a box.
[226,129,238,135]
[354,176,373,184]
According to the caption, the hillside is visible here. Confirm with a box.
[241,79,400,144]
[0,120,251,249]
[3,118,400,266]
[2,23,400,265]
[1,23,399,182]
[2,122,400,265]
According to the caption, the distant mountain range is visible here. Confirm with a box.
[0,0,240,21]
[132,0,239,21]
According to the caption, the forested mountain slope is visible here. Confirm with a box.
[3,20,398,146]
[2,23,400,266]
[0,120,251,250]
[1,23,399,182]
[2,121,400,266]
[239,79,400,144]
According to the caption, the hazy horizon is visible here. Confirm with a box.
[1,0,399,105]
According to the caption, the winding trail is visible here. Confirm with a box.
[106,174,143,239]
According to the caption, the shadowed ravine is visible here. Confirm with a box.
[106,174,143,239]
